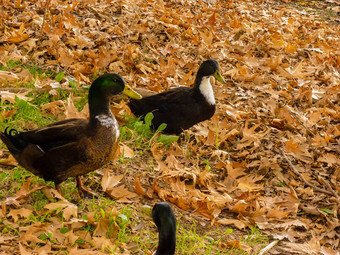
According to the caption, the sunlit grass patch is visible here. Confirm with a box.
[243,226,270,252]
[120,112,179,151]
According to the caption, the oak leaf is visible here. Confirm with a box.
[44,201,78,221]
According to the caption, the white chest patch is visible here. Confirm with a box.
[95,114,117,129]
[199,76,215,105]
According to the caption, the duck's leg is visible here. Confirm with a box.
[76,176,99,198]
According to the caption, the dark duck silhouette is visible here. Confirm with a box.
[152,202,177,255]
[0,73,141,197]
[128,59,225,135]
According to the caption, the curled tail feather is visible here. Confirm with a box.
[0,128,27,157]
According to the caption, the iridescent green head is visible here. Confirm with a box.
[90,73,142,99]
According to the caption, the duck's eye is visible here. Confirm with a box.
[112,78,118,83]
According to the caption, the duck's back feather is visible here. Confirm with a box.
[19,118,89,151]
[128,87,215,134]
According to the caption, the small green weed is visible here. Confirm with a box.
[242,225,270,253]
[0,60,22,70]
[176,220,233,255]
[0,96,56,132]
[121,112,178,150]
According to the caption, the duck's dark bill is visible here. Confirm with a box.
[214,70,225,83]
[123,84,142,99]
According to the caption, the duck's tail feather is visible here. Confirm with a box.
[0,128,28,157]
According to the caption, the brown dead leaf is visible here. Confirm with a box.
[217,219,246,230]
[94,218,119,239]
[0,154,18,166]
[0,90,30,104]
[63,95,89,119]
[267,207,290,219]
[102,168,137,202]
[134,175,154,199]
[2,179,48,213]
[19,243,31,255]
[102,168,124,191]
[317,153,339,167]
[0,70,20,82]
[7,208,32,222]
[44,201,77,221]
[285,139,302,154]
[119,144,135,158]
[3,23,29,44]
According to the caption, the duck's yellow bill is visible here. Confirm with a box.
[123,84,142,99]
[214,70,225,83]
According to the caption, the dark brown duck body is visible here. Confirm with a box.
[1,118,118,185]
[0,73,141,196]
[128,59,224,135]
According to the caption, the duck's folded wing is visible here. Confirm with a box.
[20,119,89,151]
[129,87,193,114]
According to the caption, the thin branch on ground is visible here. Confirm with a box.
[319,175,339,199]
[280,147,333,196]
[258,239,279,255]
[284,105,315,136]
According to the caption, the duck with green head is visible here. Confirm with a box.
[128,59,225,135]
[0,73,141,197]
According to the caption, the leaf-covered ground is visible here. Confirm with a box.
[0,0,339,254]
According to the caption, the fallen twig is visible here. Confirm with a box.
[258,240,279,255]
[284,105,315,136]
[319,175,339,199]
[0,88,31,93]
[280,147,333,196]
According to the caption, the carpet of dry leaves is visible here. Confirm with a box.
[0,0,339,254]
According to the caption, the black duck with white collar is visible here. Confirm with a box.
[0,73,142,197]
[152,202,177,255]
[128,59,225,135]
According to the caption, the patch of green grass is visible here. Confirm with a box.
[1,223,19,235]
[24,209,57,225]
[87,196,117,214]
[0,60,55,80]
[0,166,35,198]
[120,112,179,150]
[74,95,88,111]
[0,69,88,134]
[242,225,270,254]
[30,189,55,211]
[0,97,56,132]
[0,60,22,70]
[0,166,55,211]
[111,210,268,255]
[176,220,231,255]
